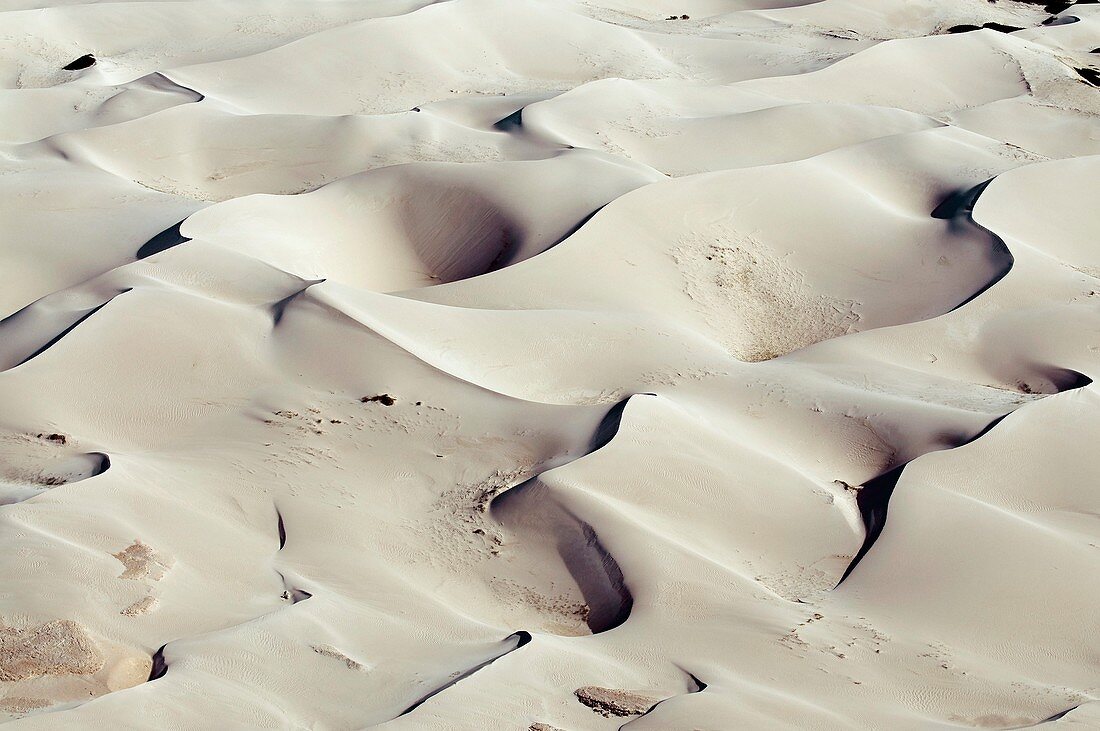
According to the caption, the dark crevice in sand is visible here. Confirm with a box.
[147,644,168,681]
[482,226,521,274]
[931,179,993,225]
[1041,14,1079,26]
[983,22,1024,32]
[834,462,908,587]
[1026,1,1074,14]
[1037,369,1093,393]
[1002,703,1087,728]
[63,54,96,71]
[275,506,286,549]
[484,204,608,274]
[0,451,111,506]
[837,369,1092,586]
[90,452,111,477]
[837,411,1015,586]
[273,505,312,602]
[589,393,652,452]
[1075,67,1100,86]
[23,451,110,488]
[931,178,1014,313]
[397,631,531,718]
[1035,704,1082,724]
[946,22,1024,33]
[492,108,523,132]
[136,220,190,259]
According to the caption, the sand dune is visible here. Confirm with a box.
[2,0,1099,728]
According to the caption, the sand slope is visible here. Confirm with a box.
[2,0,1099,728]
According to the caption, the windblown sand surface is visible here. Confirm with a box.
[1,0,1099,728]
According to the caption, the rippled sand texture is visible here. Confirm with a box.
[2,0,1100,728]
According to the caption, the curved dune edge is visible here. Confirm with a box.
[3,0,1100,728]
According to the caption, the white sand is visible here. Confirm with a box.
[1,0,1099,727]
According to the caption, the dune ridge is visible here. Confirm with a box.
[2,0,1100,728]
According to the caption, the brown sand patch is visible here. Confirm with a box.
[574,686,658,717]
[311,644,363,670]
[120,596,158,617]
[672,230,859,361]
[0,620,104,682]
[112,540,170,581]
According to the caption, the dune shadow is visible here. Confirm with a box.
[931,179,1014,312]
[398,631,531,717]
[837,369,1092,586]
[137,220,190,259]
[491,479,633,634]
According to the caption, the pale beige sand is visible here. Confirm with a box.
[1,0,1099,728]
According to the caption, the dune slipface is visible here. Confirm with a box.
[2,0,1099,728]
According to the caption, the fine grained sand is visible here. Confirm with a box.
[1,0,1099,728]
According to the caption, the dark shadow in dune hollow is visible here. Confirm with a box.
[137,221,190,259]
[88,452,111,478]
[931,179,1014,313]
[397,631,532,717]
[837,369,1092,587]
[63,54,95,71]
[488,395,651,634]
[630,670,709,723]
[492,108,523,132]
[12,293,129,370]
[271,280,325,326]
[147,645,168,682]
